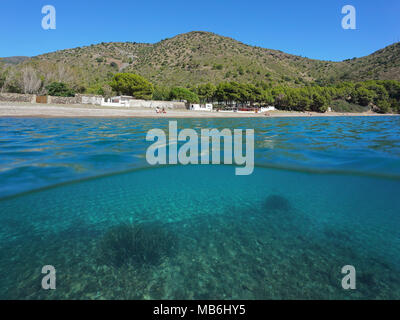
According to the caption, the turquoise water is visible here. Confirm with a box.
[0,117,399,299]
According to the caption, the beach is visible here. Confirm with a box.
[0,103,397,118]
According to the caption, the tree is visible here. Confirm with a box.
[375,100,391,114]
[310,93,329,113]
[86,83,113,97]
[169,87,199,103]
[52,64,74,83]
[297,88,312,111]
[241,84,262,105]
[1,68,21,93]
[215,82,242,106]
[21,67,42,94]
[45,82,75,97]
[262,89,274,105]
[110,73,154,100]
[271,86,287,109]
[152,86,171,101]
[380,80,400,100]
[0,72,6,92]
[364,82,388,103]
[353,86,375,106]
[196,83,216,103]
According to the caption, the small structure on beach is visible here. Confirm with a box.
[189,104,213,111]
[99,96,186,109]
[260,106,276,112]
[101,96,133,107]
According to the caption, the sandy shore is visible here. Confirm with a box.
[0,103,397,118]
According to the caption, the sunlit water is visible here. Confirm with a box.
[0,117,399,299]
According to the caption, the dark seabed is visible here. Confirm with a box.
[0,117,399,299]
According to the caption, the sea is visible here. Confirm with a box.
[0,116,399,299]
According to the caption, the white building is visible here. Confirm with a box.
[189,103,213,111]
[260,106,276,112]
[101,96,133,107]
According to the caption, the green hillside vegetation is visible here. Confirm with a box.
[45,82,76,97]
[185,79,400,114]
[110,73,154,100]
[0,31,399,113]
[110,73,400,113]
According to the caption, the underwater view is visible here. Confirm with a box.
[0,117,400,300]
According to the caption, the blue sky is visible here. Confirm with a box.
[1,0,399,61]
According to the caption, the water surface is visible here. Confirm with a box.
[0,117,399,299]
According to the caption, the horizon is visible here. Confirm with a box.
[1,0,400,61]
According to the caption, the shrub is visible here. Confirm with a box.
[331,99,370,113]
[98,222,177,268]
[45,82,75,97]
[264,195,291,212]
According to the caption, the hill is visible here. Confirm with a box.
[0,56,30,65]
[325,43,400,82]
[1,31,399,90]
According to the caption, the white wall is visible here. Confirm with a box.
[128,99,186,109]
[81,96,103,105]
[81,95,186,109]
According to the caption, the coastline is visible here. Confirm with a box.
[0,103,398,118]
